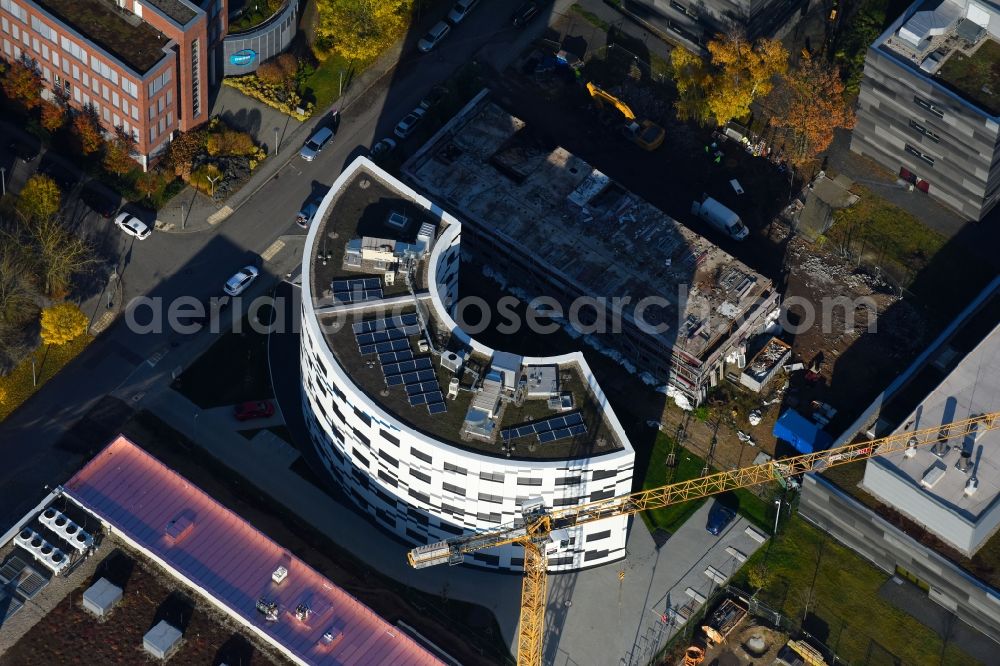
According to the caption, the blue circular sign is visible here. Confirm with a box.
[230,49,257,67]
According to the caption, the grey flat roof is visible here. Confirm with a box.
[35,0,170,74]
[143,0,197,25]
[870,321,1000,520]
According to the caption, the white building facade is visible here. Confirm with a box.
[300,159,636,572]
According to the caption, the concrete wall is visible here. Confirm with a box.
[851,12,1000,220]
[222,0,296,77]
[799,474,1000,644]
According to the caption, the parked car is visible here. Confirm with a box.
[369,137,397,159]
[296,202,318,228]
[447,0,479,24]
[82,186,118,218]
[706,500,737,536]
[419,85,448,110]
[511,1,539,27]
[299,126,335,161]
[113,212,151,240]
[393,108,426,140]
[417,21,451,53]
[8,139,40,163]
[234,400,275,421]
[223,265,259,296]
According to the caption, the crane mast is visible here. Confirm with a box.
[408,411,1000,665]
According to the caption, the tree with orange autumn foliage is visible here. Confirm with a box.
[671,32,788,127]
[39,100,65,132]
[72,107,103,155]
[102,127,137,176]
[768,57,856,166]
[1,60,42,110]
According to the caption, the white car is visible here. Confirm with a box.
[447,0,479,24]
[393,107,426,140]
[417,21,450,53]
[114,212,151,240]
[224,265,259,296]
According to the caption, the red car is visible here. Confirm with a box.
[234,400,275,421]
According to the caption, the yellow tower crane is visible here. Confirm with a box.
[408,412,1000,665]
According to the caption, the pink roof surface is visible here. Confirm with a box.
[64,436,443,666]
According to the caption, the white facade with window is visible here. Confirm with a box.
[299,159,636,572]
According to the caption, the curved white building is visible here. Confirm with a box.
[300,157,635,571]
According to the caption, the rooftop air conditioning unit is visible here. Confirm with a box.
[440,351,463,373]
[272,566,288,584]
[965,478,979,496]
[15,527,70,575]
[39,507,93,553]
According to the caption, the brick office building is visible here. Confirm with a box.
[0,0,228,168]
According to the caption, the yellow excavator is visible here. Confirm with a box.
[408,411,1000,665]
[585,82,665,151]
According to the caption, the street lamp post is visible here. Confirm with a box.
[773,498,782,535]
[1,167,6,196]
[208,173,221,198]
[274,126,280,154]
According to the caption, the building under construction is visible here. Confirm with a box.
[403,92,779,406]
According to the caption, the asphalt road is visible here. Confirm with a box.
[0,0,561,532]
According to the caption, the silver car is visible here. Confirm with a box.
[299,126,334,161]
[114,212,151,240]
[393,108,426,140]
[447,0,479,24]
[417,21,451,53]
[223,265,259,296]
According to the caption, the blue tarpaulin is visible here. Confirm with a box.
[772,409,832,454]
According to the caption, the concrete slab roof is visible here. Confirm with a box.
[869,320,1000,521]
[403,98,773,362]
[64,436,443,666]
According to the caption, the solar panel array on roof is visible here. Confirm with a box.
[332,278,383,304]
[384,357,433,376]
[379,349,415,364]
[502,412,586,443]
[359,339,410,356]
[384,368,436,387]
[353,313,419,334]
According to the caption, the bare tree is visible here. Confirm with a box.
[29,217,98,298]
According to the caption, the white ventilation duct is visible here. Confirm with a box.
[15,527,70,575]
[39,507,93,553]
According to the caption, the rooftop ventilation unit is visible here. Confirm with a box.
[15,528,69,575]
[931,427,951,457]
[956,449,973,474]
[965,477,979,496]
[256,597,279,622]
[320,629,344,648]
[295,603,311,621]
[39,507,93,553]
[387,211,409,230]
[440,351,463,373]
[920,464,946,489]
[904,437,918,458]
[272,566,288,584]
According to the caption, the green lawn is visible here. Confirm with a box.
[299,52,363,110]
[826,186,946,284]
[733,516,981,665]
[937,39,1000,115]
[639,433,772,534]
[0,335,91,421]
